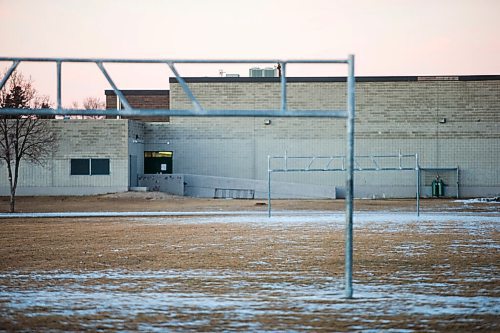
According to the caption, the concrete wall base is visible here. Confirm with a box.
[139,174,337,199]
[129,187,148,192]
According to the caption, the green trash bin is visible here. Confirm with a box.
[431,177,445,197]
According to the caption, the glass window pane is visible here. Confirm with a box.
[91,159,110,175]
[71,159,90,175]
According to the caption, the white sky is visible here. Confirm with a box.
[1,0,499,106]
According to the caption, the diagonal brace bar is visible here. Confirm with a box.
[167,62,204,113]
[96,62,132,110]
[0,61,20,91]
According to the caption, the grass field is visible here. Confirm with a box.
[0,194,498,331]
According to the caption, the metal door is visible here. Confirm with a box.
[129,155,138,187]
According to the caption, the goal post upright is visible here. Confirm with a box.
[345,54,355,299]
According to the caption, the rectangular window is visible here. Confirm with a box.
[91,159,110,175]
[70,158,110,175]
[70,159,90,175]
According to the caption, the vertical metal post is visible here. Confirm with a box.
[285,150,288,171]
[280,62,287,112]
[456,167,460,199]
[345,54,355,299]
[268,155,272,217]
[416,153,420,217]
[56,61,62,110]
[398,149,402,169]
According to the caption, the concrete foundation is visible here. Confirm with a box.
[139,174,336,199]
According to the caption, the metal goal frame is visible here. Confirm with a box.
[0,55,356,298]
[267,151,422,216]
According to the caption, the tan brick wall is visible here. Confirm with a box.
[0,119,130,195]
[162,77,500,197]
[170,79,500,139]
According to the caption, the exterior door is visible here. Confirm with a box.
[129,155,138,187]
[144,151,173,174]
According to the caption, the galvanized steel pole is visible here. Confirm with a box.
[96,62,132,111]
[0,61,19,91]
[167,62,204,113]
[280,63,287,112]
[56,61,62,110]
[345,54,355,299]
[268,155,272,217]
[416,153,420,216]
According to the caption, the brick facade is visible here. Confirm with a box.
[105,90,170,122]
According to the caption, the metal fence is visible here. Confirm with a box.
[0,55,356,298]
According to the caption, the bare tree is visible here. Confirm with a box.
[0,70,58,212]
[82,97,105,119]
[64,97,105,119]
[82,97,105,110]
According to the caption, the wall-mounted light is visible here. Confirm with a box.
[264,119,272,125]
[439,118,447,124]
[132,134,144,144]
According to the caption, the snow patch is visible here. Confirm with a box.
[454,197,500,204]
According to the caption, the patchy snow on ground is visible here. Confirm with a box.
[130,211,500,235]
[1,210,498,331]
[454,197,500,204]
[0,268,498,332]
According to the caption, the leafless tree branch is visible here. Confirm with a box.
[0,69,58,212]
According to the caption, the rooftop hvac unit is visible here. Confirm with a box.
[249,67,277,77]
[225,73,240,77]
[263,67,276,77]
[249,67,264,77]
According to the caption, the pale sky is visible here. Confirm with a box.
[1,0,499,106]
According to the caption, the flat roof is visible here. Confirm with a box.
[104,76,500,95]
[169,75,500,83]
[105,90,169,96]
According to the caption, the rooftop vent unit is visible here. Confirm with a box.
[249,67,277,77]
[225,73,240,77]
[263,67,276,77]
[249,67,263,77]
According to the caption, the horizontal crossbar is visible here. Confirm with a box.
[270,167,417,172]
[420,167,459,171]
[0,57,348,64]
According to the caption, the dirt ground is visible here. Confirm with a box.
[0,191,495,213]
[0,193,498,332]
